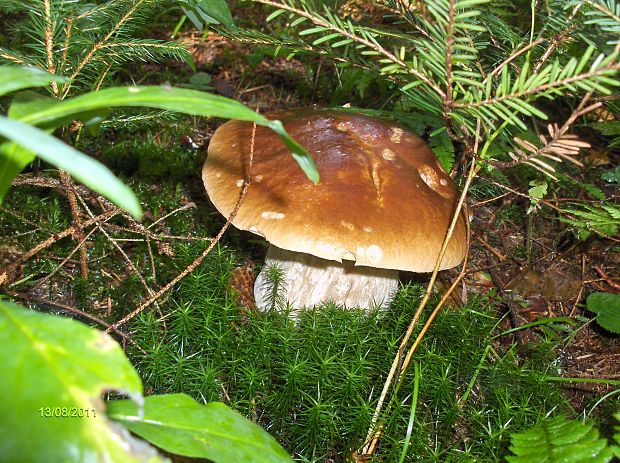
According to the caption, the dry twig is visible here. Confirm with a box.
[108,121,259,332]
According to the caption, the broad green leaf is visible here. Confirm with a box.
[0,300,161,463]
[586,292,620,333]
[0,115,142,218]
[614,413,620,449]
[108,393,294,463]
[8,90,109,130]
[17,85,319,183]
[0,141,35,201]
[194,0,235,28]
[506,416,613,463]
[0,65,66,97]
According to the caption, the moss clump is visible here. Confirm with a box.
[128,265,573,462]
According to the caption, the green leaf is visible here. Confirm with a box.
[8,90,109,131]
[0,141,35,201]
[17,85,319,183]
[0,115,142,218]
[0,300,160,463]
[586,292,620,334]
[601,166,620,184]
[429,130,455,171]
[0,65,66,97]
[108,393,294,463]
[528,180,548,200]
[182,0,235,29]
[268,120,319,184]
[506,416,614,463]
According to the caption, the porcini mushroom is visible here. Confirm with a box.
[203,108,466,314]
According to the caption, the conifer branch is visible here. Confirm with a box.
[493,93,601,177]
[43,0,58,96]
[0,49,27,65]
[443,0,456,127]
[456,64,620,109]
[62,0,148,97]
[252,0,447,99]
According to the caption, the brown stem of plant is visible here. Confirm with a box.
[59,170,89,278]
[43,0,59,96]
[108,121,259,332]
[443,0,456,135]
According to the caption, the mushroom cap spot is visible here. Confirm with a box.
[340,251,356,261]
[389,127,404,143]
[235,179,244,188]
[261,211,285,220]
[340,220,355,231]
[419,165,439,189]
[203,108,467,271]
[255,175,264,183]
[382,148,396,161]
[366,245,383,264]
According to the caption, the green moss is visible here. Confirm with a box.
[0,116,597,463]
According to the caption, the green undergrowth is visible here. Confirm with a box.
[0,121,604,462]
[127,274,575,461]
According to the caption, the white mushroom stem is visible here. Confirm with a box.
[254,244,400,315]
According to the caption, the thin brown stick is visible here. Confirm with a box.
[75,193,158,304]
[147,203,197,230]
[0,209,118,286]
[401,223,470,373]
[533,5,580,74]
[59,171,89,278]
[594,266,620,291]
[32,219,108,290]
[8,291,146,354]
[0,205,54,234]
[108,121,259,332]
[484,39,544,84]
[0,50,27,64]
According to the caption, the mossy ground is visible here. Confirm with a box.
[1,118,608,462]
[1,11,618,460]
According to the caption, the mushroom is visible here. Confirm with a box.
[203,108,467,314]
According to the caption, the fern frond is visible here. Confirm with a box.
[559,202,620,240]
[506,416,614,463]
[591,119,620,148]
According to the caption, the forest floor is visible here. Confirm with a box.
[1,24,619,462]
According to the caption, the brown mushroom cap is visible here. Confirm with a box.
[203,108,467,272]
